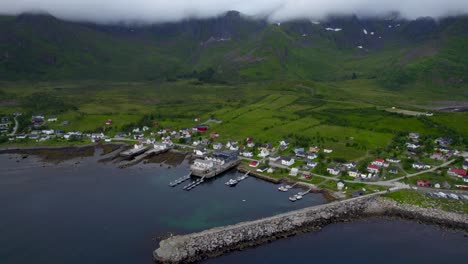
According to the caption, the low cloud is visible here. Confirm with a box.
[1,0,467,24]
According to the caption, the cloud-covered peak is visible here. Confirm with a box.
[1,0,467,24]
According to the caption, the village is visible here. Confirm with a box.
[1,113,468,201]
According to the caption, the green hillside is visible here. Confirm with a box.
[0,13,467,91]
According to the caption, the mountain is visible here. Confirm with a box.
[0,12,467,90]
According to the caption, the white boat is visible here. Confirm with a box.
[278,186,288,192]
[289,196,297,202]
[225,179,238,187]
[295,195,303,200]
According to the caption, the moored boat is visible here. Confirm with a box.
[225,179,238,187]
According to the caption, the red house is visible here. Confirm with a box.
[417,179,432,187]
[249,161,259,168]
[193,125,208,132]
[448,168,467,178]
[367,164,379,173]
[246,137,254,142]
[105,119,113,125]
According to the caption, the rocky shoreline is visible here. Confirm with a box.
[153,194,468,263]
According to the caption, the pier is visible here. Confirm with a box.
[119,148,168,168]
[169,172,192,187]
[237,167,281,183]
[225,171,250,187]
[120,145,149,157]
[182,176,206,191]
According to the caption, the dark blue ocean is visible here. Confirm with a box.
[0,148,466,263]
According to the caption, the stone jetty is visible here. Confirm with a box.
[154,193,468,263]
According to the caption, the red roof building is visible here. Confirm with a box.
[249,161,259,168]
[417,179,432,187]
[367,164,380,173]
[105,119,113,125]
[448,168,467,177]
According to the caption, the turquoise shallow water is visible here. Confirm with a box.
[0,149,466,264]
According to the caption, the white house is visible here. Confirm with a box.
[42,129,55,135]
[406,142,420,149]
[307,161,318,169]
[247,142,255,148]
[337,180,345,191]
[343,162,357,169]
[371,158,385,167]
[269,155,280,162]
[280,140,289,147]
[408,132,420,140]
[192,140,201,146]
[327,166,340,175]
[229,145,239,151]
[306,152,318,160]
[259,149,270,158]
[386,158,401,163]
[412,163,431,170]
[47,117,58,122]
[241,151,254,158]
[348,169,360,178]
[212,142,223,150]
[281,157,295,166]
[193,159,214,170]
[324,149,333,153]
[194,147,207,156]
[289,168,299,176]
[154,142,169,151]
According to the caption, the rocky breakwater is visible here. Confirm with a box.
[154,194,381,263]
[366,197,468,230]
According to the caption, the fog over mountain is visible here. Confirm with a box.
[1,0,468,24]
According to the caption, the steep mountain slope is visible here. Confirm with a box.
[0,12,466,90]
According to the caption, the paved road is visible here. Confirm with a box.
[8,115,19,136]
[387,159,456,182]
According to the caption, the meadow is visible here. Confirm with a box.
[0,79,466,161]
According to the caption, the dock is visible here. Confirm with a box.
[119,148,168,168]
[237,167,281,183]
[182,176,206,191]
[191,160,241,179]
[169,172,192,187]
[120,146,149,157]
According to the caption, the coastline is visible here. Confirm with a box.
[0,142,128,152]
[153,195,468,263]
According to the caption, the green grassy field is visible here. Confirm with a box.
[1,79,466,161]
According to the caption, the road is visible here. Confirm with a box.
[269,159,457,189]
[8,115,19,136]
[387,159,456,182]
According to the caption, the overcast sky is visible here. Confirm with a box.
[1,0,467,23]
